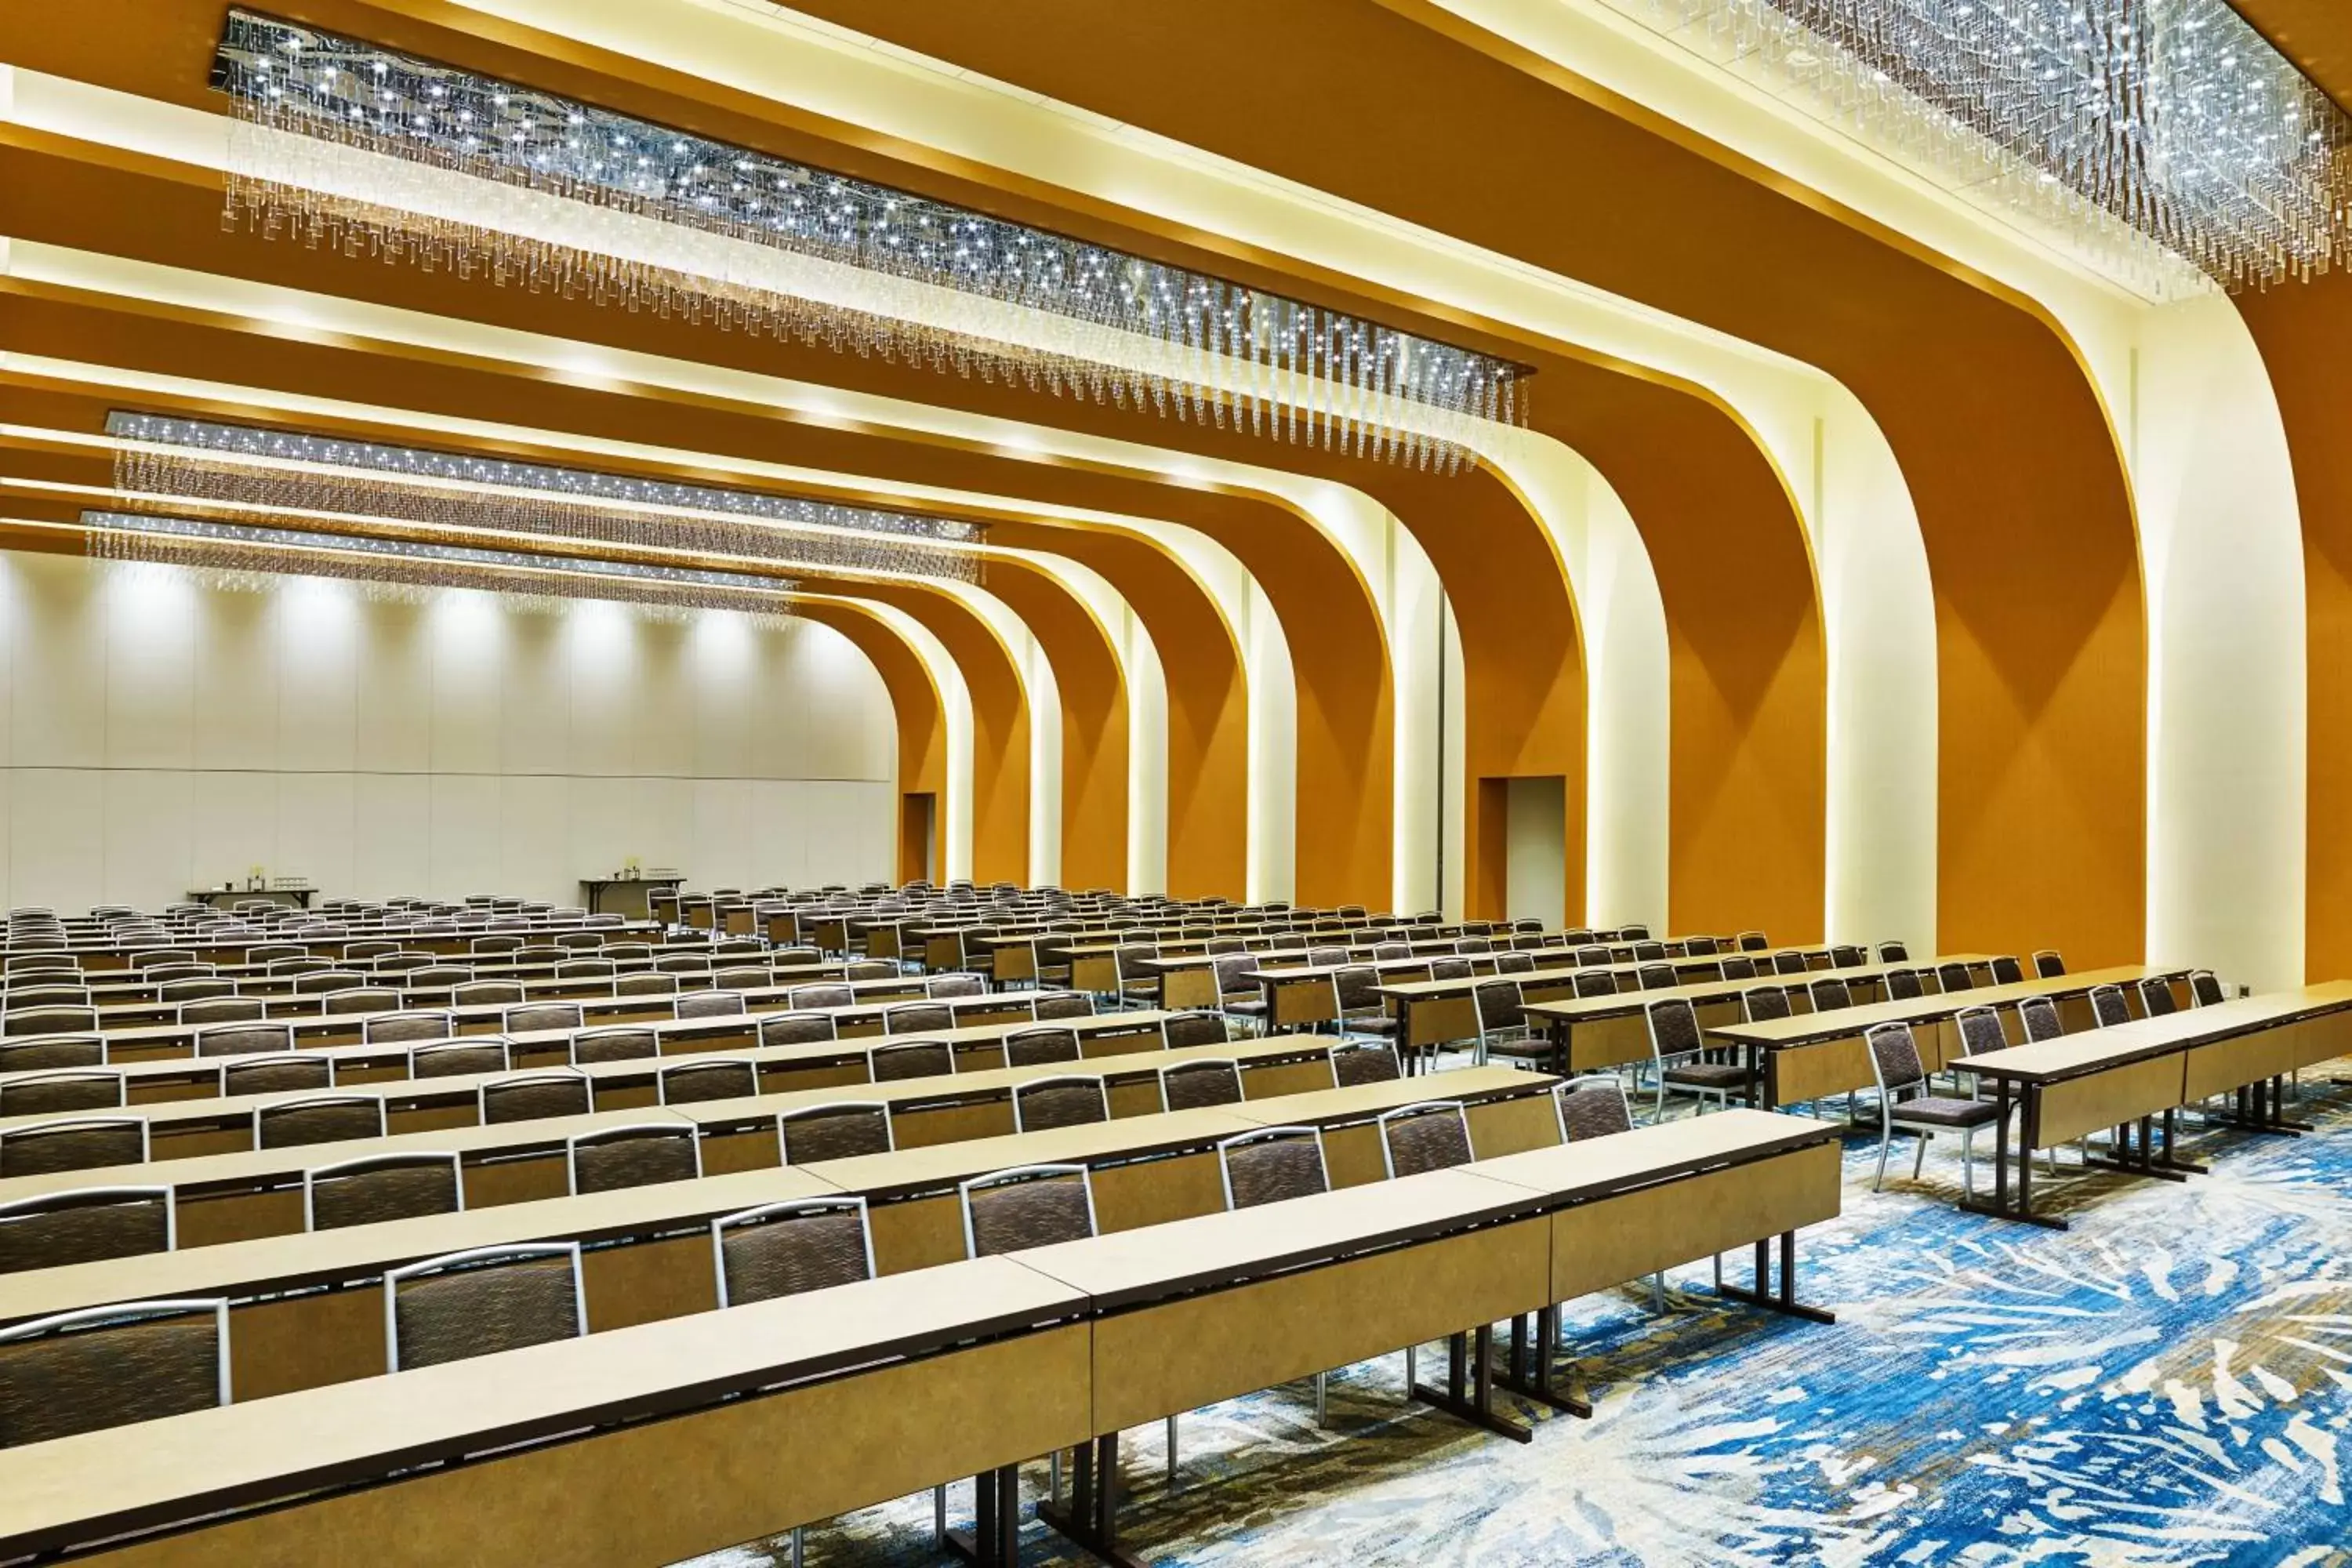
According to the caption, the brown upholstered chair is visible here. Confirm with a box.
[1989,955,2027,986]
[365,1011,452,1046]
[1808,977,1853,1012]
[478,1070,591,1125]
[760,1011,837,1047]
[2089,984,2133,1028]
[712,1196,874,1307]
[256,1095,387,1151]
[928,973,986,1000]
[1864,1021,1998,1196]
[0,1186,172,1275]
[1377,1101,1474,1178]
[1554,1076,1635,1142]
[2190,970,2228,1007]
[323,988,400,1017]
[383,1243,585,1371]
[1648,996,1745,1118]
[1884,968,1927,1000]
[4,1006,97,1038]
[1033,991,1094,1021]
[0,1036,103,1073]
[180,998,269,1026]
[2019,995,2065,1042]
[1013,1075,1109,1134]
[452,981,525,1008]
[506,1002,583,1036]
[1218,1125,1329,1210]
[410,1039,511,1080]
[2138,977,2180,1018]
[568,1123,701,1194]
[1572,969,1617,1000]
[676,989,746,1020]
[776,1102,893,1164]
[1159,1057,1243,1111]
[223,1054,332,1095]
[615,971,679,996]
[0,1117,147,1179]
[1329,1039,1401,1087]
[960,1164,1096,1258]
[0,1299,229,1447]
[0,1070,123,1119]
[2031,949,2067,978]
[4,985,92,1013]
[1742,985,1794,1023]
[713,966,771,990]
[884,1001,953,1036]
[868,1040,953,1083]
[554,960,617,981]
[568,1026,656,1065]
[788,983,854,1011]
[658,1058,757,1105]
[1004,1025,1080,1068]
[198,1022,293,1058]
[156,978,231,1004]
[305,1151,463,1231]
[1161,1011,1230,1051]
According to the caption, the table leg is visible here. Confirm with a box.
[1712,1228,1837,1323]
[1411,1328,1532,1442]
[1034,1434,1147,1568]
[1493,1305,1592,1417]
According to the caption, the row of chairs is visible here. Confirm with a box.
[0,1065,1630,1502]
[0,931,750,985]
[0,1013,1256,1179]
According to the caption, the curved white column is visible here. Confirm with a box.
[804,593,975,883]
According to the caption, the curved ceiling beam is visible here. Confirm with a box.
[762,0,2138,964]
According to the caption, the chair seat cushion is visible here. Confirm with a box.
[1663,1061,1749,1089]
[1893,1094,2000,1128]
[1223,997,1269,1015]
[1342,1014,1402,1037]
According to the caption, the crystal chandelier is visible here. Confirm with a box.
[82,509,802,622]
[209,9,1530,472]
[1617,0,2352,295]
[106,412,987,584]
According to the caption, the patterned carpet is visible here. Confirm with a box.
[693,1080,2352,1566]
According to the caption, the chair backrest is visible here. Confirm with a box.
[323,988,399,1016]
[568,1123,702,1194]
[1953,1004,2009,1062]
[0,1299,229,1447]
[1554,1076,1634,1142]
[4,1006,97,1037]
[658,1058,757,1105]
[3,985,93,1013]
[195,1025,292,1062]
[1218,1126,1329,1210]
[1004,1025,1080,1068]
[844,960,898,980]
[885,1001,954,1035]
[1631,941,1668,963]
[1033,991,1095,1021]
[2190,970,2227,1007]
[1827,944,1866,969]
[1572,969,1617,998]
[224,1051,335,1094]
[2032,949,2066,978]
[0,1186,172,1275]
[0,1117,147,1179]
[677,989,746,1020]
[868,1040,953,1083]
[1161,1011,1229,1051]
[362,1011,453,1046]
[1429,956,1473,982]
[452,981,525,1007]
[712,1197,876,1308]
[1377,1101,1473,1178]
[1989,954,2025,986]
[1770,951,1810,975]
[409,1039,510,1080]
[1159,1057,1243,1111]
[305,1152,463,1230]
[1637,964,1679,991]
[929,973,985,1000]
[1646,996,1704,1059]
[1013,1074,1109,1133]
[157,977,231,1003]
[1875,940,1908,963]
[179,996,268,1025]
[384,1243,585,1371]
[713,966,771,991]
[1573,946,1613,969]
[478,1069,592,1124]
[556,960,618,980]
[1328,1039,1401,1087]
[748,1011,833,1051]
[1807,977,1852,1012]
[2018,994,2065,1042]
[2136,977,2179,1017]
[256,1094,387,1150]
[571,1026,658,1065]
[777,1102,894,1163]
[960,1164,1097,1257]
[2089,984,2132,1029]
[0,1036,103,1073]
[1885,968,1926,1000]
[1864,1021,1929,1098]
[505,1002,584,1035]
[1719,956,1759,982]
[614,971,680,996]
[1474,978,1525,1034]
[0,1070,124,1119]
[1931,961,1972,995]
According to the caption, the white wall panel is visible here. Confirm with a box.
[0,554,894,913]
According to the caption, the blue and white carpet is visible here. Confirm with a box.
[695,1088,2352,1566]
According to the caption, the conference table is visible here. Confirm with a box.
[0,1110,1842,1567]
[1956,982,2352,1227]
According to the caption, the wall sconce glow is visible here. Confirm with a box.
[105,409,986,584]
[81,508,801,623]
[209,9,1530,472]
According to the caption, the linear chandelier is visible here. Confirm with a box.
[82,509,802,621]
[106,412,986,584]
[1619,0,2352,294]
[208,10,1530,473]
